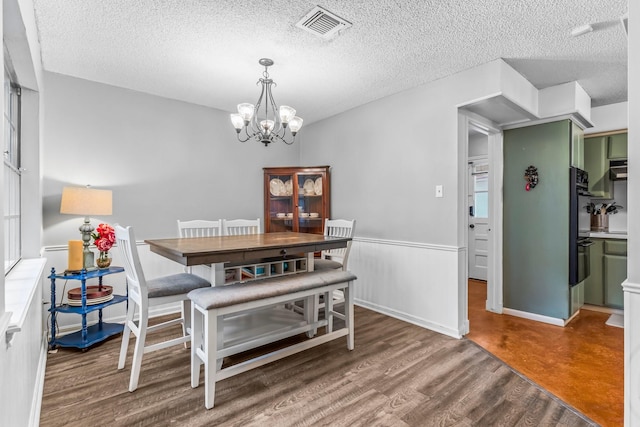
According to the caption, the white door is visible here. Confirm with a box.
[468,161,489,280]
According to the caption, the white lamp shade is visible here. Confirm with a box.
[279,105,296,123]
[237,103,255,121]
[260,120,275,135]
[60,186,112,216]
[230,113,245,130]
[288,116,303,133]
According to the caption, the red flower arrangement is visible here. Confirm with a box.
[92,223,116,255]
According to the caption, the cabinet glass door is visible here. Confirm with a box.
[297,172,324,234]
[267,173,294,232]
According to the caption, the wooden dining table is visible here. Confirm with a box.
[144,232,351,285]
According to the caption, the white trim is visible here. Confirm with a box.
[0,312,11,341]
[623,279,640,294]
[502,307,566,327]
[355,300,463,339]
[6,258,47,341]
[30,332,48,427]
[502,113,590,131]
[487,130,504,314]
[353,236,459,252]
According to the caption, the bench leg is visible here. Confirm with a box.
[325,290,334,334]
[191,305,203,389]
[305,295,315,338]
[204,309,218,409]
[345,282,354,351]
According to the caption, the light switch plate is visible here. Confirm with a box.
[435,185,443,198]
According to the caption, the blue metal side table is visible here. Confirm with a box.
[48,266,127,350]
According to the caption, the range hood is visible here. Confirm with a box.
[610,159,628,180]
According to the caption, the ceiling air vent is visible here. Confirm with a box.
[296,6,352,39]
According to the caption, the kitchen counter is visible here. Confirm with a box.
[590,231,628,239]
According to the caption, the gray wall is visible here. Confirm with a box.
[42,72,300,245]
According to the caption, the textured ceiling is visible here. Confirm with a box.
[31,0,628,125]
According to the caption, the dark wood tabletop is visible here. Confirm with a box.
[144,232,350,266]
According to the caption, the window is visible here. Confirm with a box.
[473,172,489,219]
[4,66,21,273]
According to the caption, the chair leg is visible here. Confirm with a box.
[128,310,149,392]
[118,303,136,370]
[182,299,191,349]
[345,282,354,351]
[191,304,203,389]
[204,309,218,409]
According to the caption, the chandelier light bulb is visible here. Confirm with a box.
[230,113,244,131]
[230,58,302,146]
[288,116,303,134]
[237,103,254,122]
[260,120,275,135]
[279,105,296,124]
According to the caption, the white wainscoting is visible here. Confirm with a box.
[0,259,48,427]
[43,238,466,340]
[349,237,464,338]
[41,243,188,334]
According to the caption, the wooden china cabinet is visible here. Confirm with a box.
[263,166,330,235]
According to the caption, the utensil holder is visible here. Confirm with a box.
[591,214,608,232]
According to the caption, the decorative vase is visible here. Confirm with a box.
[96,251,112,269]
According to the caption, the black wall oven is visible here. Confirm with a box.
[569,167,593,286]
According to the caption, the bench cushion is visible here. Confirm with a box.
[188,269,357,310]
[147,273,211,298]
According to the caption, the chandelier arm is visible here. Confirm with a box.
[265,81,281,134]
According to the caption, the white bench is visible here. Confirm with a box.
[188,269,357,409]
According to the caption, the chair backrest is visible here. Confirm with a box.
[114,225,148,305]
[322,219,356,270]
[222,218,261,236]
[177,219,223,238]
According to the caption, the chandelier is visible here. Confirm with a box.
[230,58,303,146]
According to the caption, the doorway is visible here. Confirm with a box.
[462,114,503,334]
[468,158,489,281]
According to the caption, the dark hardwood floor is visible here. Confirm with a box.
[41,305,596,426]
[466,279,624,427]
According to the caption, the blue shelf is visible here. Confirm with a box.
[50,294,128,315]
[48,265,127,350]
[50,322,124,349]
[49,266,125,280]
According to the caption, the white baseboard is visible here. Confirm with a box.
[502,307,566,327]
[355,299,462,339]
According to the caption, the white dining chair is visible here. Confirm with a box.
[222,218,261,235]
[315,219,356,271]
[177,219,223,238]
[115,225,211,392]
[314,219,356,309]
[177,220,223,275]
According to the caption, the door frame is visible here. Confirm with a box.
[460,112,503,320]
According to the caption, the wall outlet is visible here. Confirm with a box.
[435,185,443,198]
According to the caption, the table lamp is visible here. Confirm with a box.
[60,186,113,270]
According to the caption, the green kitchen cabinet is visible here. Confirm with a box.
[584,238,627,309]
[584,136,612,198]
[604,240,627,309]
[607,133,628,159]
[584,239,604,305]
